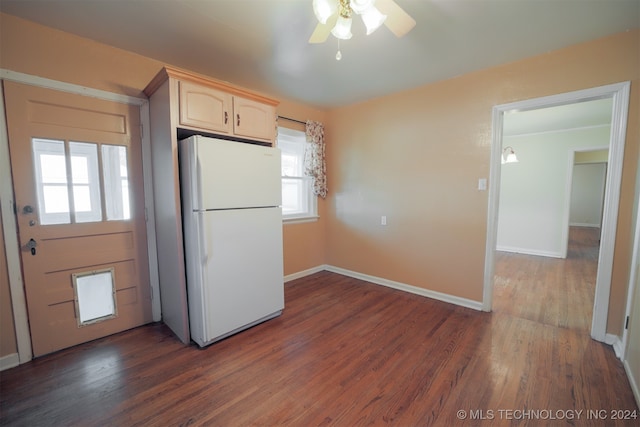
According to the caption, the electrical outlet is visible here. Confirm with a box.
[478,178,487,191]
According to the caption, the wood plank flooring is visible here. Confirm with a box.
[493,226,600,334]
[1,227,637,426]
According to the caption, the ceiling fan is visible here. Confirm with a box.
[309,0,416,44]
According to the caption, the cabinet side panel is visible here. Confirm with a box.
[149,79,190,343]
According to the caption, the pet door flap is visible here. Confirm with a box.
[72,268,117,326]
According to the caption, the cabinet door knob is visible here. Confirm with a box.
[224,111,228,124]
[237,114,240,127]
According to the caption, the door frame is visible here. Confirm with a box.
[621,188,640,360]
[0,69,161,365]
[565,147,609,256]
[483,81,631,345]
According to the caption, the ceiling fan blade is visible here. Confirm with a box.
[308,14,338,44]
[309,22,331,43]
[377,0,416,38]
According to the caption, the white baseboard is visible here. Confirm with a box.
[624,359,640,409]
[284,265,327,282]
[569,223,600,228]
[0,352,19,371]
[496,245,564,259]
[325,265,484,311]
[606,333,624,359]
[284,265,483,311]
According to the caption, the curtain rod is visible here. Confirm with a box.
[277,115,306,125]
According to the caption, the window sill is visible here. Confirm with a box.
[283,215,319,225]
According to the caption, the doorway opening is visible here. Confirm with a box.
[483,82,631,345]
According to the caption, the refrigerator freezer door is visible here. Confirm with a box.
[188,207,284,346]
[183,136,282,211]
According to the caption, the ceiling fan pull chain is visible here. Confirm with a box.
[336,39,342,61]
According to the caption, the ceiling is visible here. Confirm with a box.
[1,0,638,110]
[503,97,614,137]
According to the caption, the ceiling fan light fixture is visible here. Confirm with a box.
[331,15,353,40]
[350,0,376,14]
[361,6,387,35]
[313,0,338,24]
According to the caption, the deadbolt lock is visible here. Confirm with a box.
[25,238,37,256]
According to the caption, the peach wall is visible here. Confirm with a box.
[0,14,163,98]
[326,30,639,335]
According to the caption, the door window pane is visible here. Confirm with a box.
[33,138,71,225]
[40,153,68,183]
[42,186,70,214]
[69,142,102,223]
[102,145,131,220]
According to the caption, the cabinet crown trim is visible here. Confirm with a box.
[143,66,279,107]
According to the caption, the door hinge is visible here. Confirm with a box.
[625,315,630,330]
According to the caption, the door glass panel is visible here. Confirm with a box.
[40,153,67,183]
[69,142,102,223]
[102,145,131,220]
[32,139,132,224]
[42,186,70,213]
[32,138,70,225]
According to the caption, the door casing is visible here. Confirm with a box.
[483,81,631,347]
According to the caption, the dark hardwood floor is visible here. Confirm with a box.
[1,227,637,426]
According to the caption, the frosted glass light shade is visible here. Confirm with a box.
[362,6,387,35]
[313,0,338,24]
[501,147,519,164]
[350,0,375,14]
[504,152,519,163]
[332,15,353,40]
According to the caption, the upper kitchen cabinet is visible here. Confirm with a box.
[178,81,276,143]
[232,96,277,142]
[179,81,232,134]
[145,66,279,144]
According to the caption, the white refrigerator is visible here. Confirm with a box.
[179,135,284,347]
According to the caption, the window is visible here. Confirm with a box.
[279,127,317,222]
[32,138,131,225]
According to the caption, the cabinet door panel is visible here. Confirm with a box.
[179,81,232,133]
[233,96,275,143]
